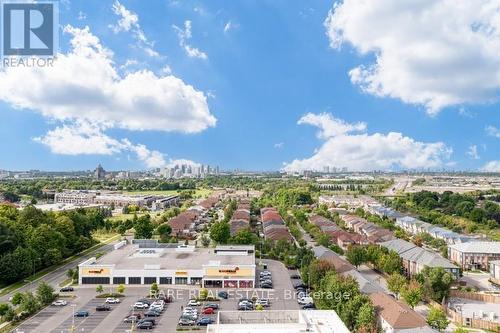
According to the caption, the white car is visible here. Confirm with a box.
[187,300,201,306]
[255,299,270,307]
[105,297,120,304]
[133,302,149,309]
[150,304,164,312]
[52,300,67,306]
[298,297,314,305]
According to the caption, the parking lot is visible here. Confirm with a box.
[12,260,301,332]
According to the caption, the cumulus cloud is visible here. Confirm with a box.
[0,25,215,168]
[486,125,500,138]
[109,0,159,57]
[33,122,167,168]
[0,25,216,133]
[482,161,500,172]
[466,145,480,160]
[325,0,500,114]
[283,113,452,172]
[173,20,208,59]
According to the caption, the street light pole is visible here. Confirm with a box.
[70,304,76,333]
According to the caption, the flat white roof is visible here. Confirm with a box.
[207,310,350,333]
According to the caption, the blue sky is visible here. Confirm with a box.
[0,0,499,172]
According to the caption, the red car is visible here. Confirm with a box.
[202,307,215,314]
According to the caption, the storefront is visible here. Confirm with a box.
[203,266,255,288]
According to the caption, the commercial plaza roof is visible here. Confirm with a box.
[85,244,255,270]
[207,310,350,333]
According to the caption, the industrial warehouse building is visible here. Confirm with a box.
[78,241,256,288]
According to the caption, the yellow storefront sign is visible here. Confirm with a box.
[81,267,111,276]
[205,267,254,277]
[175,271,188,275]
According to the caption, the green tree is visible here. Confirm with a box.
[356,301,377,333]
[201,234,210,247]
[307,259,335,289]
[134,215,154,239]
[417,267,453,302]
[20,292,39,314]
[156,223,172,243]
[96,285,104,294]
[346,246,366,268]
[36,281,56,305]
[387,273,407,298]
[401,280,422,309]
[230,228,258,245]
[427,306,449,331]
[209,222,230,244]
[0,303,10,319]
[117,284,125,294]
[199,288,208,300]
[11,292,24,305]
[150,282,159,295]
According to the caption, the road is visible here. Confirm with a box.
[0,241,117,303]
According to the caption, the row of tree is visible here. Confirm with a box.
[0,205,108,285]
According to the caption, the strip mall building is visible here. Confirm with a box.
[78,241,256,288]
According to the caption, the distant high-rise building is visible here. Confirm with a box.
[95,164,106,180]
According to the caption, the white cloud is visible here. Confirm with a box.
[0,25,215,168]
[482,161,500,172]
[173,20,208,59]
[298,113,366,139]
[109,0,159,57]
[274,142,284,149]
[0,25,216,133]
[466,145,480,160]
[283,113,452,172]
[33,122,166,168]
[325,0,500,114]
[486,125,500,138]
[223,20,239,34]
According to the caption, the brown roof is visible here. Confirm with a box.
[369,292,427,329]
[232,210,250,221]
[262,211,283,223]
[169,215,192,231]
[230,220,250,236]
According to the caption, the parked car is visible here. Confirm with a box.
[181,312,198,320]
[144,310,161,317]
[294,283,307,289]
[137,318,156,326]
[136,321,154,330]
[60,286,74,292]
[133,302,149,309]
[202,307,215,315]
[298,297,313,305]
[187,299,201,306]
[290,274,301,279]
[196,317,215,326]
[238,300,253,307]
[124,315,140,323]
[52,300,67,306]
[96,305,111,311]
[74,310,89,317]
[261,282,273,289]
[238,304,253,311]
[105,297,120,304]
[203,303,219,309]
[178,318,195,326]
[255,299,270,307]
[238,298,253,303]
[302,303,316,310]
[137,299,151,305]
[218,291,228,299]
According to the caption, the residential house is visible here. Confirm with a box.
[448,242,500,270]
[381,239,459,279]
[369,292,437,333]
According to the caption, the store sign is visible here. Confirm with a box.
[175,271,188,275]
[82,267,110,276]
[219,267,239,274]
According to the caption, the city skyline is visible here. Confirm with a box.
[0,0,499,172]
